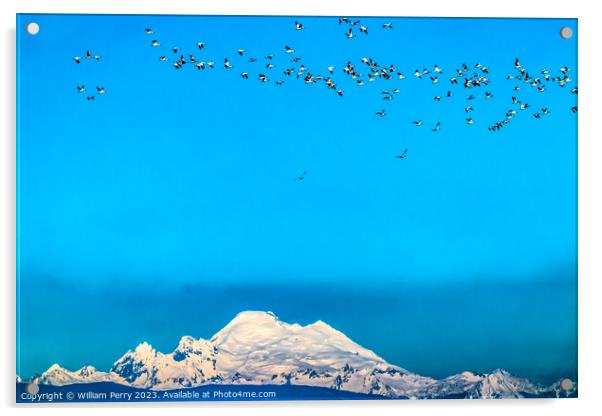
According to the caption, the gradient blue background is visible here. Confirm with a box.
[17,14,577,384]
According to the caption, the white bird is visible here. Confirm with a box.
[145,28,153,35]
[412,120,423,127]
[76,85,85,93]
[151,40,160,47]
[432,122,441,132]
[197,42,205,50]
[159,55,168,62]
[295,21,304,30]
[466,118,474,125]
[237,49,245,56]
[96,86,105,94]
[224,58,232,69]
[345,28,354,39]
[382,23,393,29]
[327,66,334,73]
[360,26,368,34]
[284,45,294,54]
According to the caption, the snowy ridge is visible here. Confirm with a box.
[29,311,572,399]
[36,364,125,386]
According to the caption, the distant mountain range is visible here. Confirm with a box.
[27,311,575,399]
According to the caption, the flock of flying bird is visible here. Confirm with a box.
[73,18,578,178]
[73,50,105,101]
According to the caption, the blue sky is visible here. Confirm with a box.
[17,14,577,383]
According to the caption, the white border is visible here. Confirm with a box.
[2,1,601,415]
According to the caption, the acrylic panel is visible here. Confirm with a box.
[16,14,578,403]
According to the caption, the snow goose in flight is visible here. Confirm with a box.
[395,149,408,159]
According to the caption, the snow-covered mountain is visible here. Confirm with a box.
[30,311,572,399]
[37,364,126,386]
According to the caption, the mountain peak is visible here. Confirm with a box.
[490,368,511,377]
[210,310,285,345]
[177,335,196,348]
[77,365,98,377]
[132,341,157,360]
[226,310,279,326]
[306,319,344,335]
[46,363,64,372]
